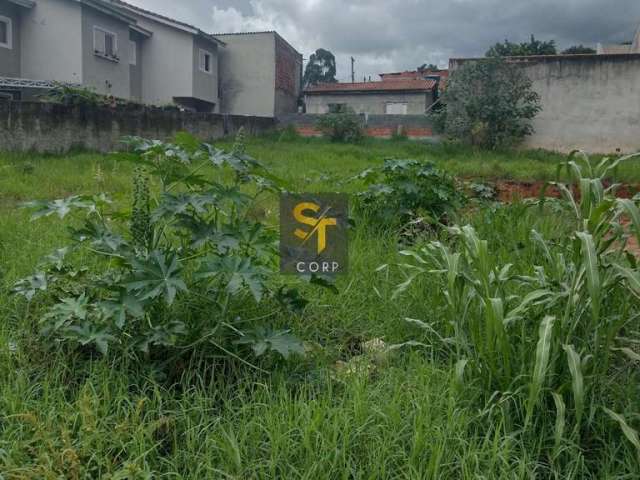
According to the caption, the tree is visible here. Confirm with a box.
[486,34,557,57]
[418,63,439,71]
[562,45,596,54]
[303,48,337,87]
[436,58,541,149]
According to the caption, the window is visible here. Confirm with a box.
[328,103,347,113]
[199,49,212,74]
[385,102,408,115]
[129,40,136,65]
[93,26,118,59]
[0,15,12,50]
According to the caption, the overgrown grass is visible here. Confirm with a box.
[1,138,639,478]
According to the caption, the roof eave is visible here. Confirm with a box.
[7,0,35,8]
[80,0,138,25]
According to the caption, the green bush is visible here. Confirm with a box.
[353,159,465,228]
[394,151,640,454]
[437,58,541,149]
[13,132,321,361]
[316,111,363,143]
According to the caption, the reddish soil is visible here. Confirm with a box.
[493,180,640,203]
[489,179,640,255]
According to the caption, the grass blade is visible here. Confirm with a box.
[603,408,640,455]
[552,391,566,453]
[563,344,585,427]
[526,315,555,426]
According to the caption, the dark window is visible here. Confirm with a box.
[0,19,9,46]
[328,103,347,113]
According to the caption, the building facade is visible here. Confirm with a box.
[0,0,302,116]
[214,31,302,117]
[304,78,437,115]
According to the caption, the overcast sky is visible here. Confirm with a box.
[129,0,640,81]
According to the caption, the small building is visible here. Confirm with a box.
[597,23,640,54]
[214,31,302,118]
[304,77,437,115]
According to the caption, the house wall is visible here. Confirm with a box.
[305,92,431,115]
[132,15,193,105]
[129,31,143,102]
[451,54,640,153]
[274,34,302,115]
[192,35,219,108]
[0,1,21,77]
[20,0,83,84]
[215,32,276,117]
[81,4,130,98]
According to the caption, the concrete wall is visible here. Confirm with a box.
[192,35,219,108]
[450,54,640,153]
[129,31,143,102]
[0,1,21,77]
[215,32,276,117]
[278,113,435,139]
[305,92,432,115]
[132,15,193,105]
[81,4,130,98]
[0,101,276,153]
[20,0,83,84]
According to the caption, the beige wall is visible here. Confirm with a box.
[81,4,130,98]
[192,35,219,108]
[215,32,276,117]
[132,15,193,105]
[450,55,640,153]
[305,92,431,115]
[20,0,83,83]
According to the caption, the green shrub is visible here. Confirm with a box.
[437,58,541,149]
[316,111,363,143]
[12,132,323,361]
[393,151,640,453]
[353,159,465,228]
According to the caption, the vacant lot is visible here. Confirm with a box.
[1,136,639,478]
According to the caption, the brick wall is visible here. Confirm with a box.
[277,113,436,139]
[0,101,275,153]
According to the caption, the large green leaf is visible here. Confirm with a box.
[197,255,267,302]
[23,195,95,220]
[234,327,305,359]
[12,272,49,300]
[126,251,187,305]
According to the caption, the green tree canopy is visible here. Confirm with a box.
[486,35,557,57]
[436,58,542,149]
[303,48,338,87]
[417,63,440,71]
[561,45,596,54]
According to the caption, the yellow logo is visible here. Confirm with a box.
[293,202,337,254]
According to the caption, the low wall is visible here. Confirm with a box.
[277,113,435,139]
[450,54,640,154]
[0,101,276,153]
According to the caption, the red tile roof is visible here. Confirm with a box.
[305,78,437,94]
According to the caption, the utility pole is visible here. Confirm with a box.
[351,57,355,83]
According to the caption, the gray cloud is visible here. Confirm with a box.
[127,0,640,80]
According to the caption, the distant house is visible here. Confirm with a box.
[597,23,640,54]
[214,31,302,118]
[0,0,302,116]
[304,76,438,115]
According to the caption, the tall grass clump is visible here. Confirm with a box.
[394,150,640,460]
